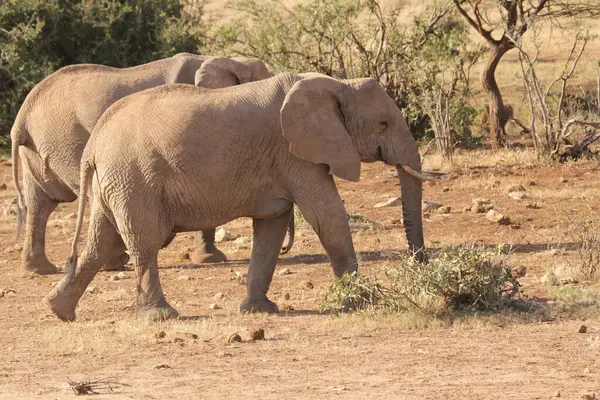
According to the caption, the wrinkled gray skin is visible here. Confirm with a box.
[45,72,425,322]
[10,53,290,275]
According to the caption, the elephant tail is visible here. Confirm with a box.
[67,153,94,271]
[10,123,27,239]
[280,207,295,255]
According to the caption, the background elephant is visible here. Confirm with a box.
[10,53,286,275]
[46,72,435,322]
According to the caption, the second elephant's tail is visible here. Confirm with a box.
[10,123,27,239]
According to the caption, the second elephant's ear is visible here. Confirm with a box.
[195,57,252,88]
[280,76,361,182]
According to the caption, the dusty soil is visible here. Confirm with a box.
[0,154,599,399]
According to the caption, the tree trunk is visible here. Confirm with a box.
[481,43,512,150]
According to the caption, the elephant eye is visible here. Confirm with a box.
[379,121,388,131]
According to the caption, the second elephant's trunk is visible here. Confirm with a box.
[396,165,425,262]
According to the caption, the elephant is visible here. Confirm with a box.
[10,53,294,275]
[45,72,439,322]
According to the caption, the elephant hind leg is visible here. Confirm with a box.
[190,228,228,264]
[44,201,126,321]
[21,170,60,275]
[240,207,292,314]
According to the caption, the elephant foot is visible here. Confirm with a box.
[101,252,130,271]
[23,258,61,275]
[240,296,279,314]
[136,299,179,321]
[190,248,228,264]
[44,286,77,322]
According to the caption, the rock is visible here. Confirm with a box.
[213,292,224,300]
[486,209,510,225]
[442,187,450,192]
[250,328,265,341]
[508,191,528,200]
[298,280,314,290]
[0,288,16,298]
[283,292,290,300]
[110,271,127,281]
[235,271,247,285]
[278,267,292,276]
[227,333,242,343]
[559,177,568,183]
[506,184,526,193]
[181,252,191,261]
[374,197,402,208]
[155,331,166,339]
[436,205,451,214]
[177,275,192,281]
[422,201,443,212]
[584,367,591,374]
[0,183,6,191]
[555,391,561,398]
[463,205,472,212]
[526,202,541,209]
[528,181,536,186]
[541,271,558,286]
[208,303,221,310]
[471,198,492,214]
[3,198,18,216]
[234,236,252,249]
[214,227,232,242]
[85,286,100,294]
[578,325,588,334]
[153,363,171,370]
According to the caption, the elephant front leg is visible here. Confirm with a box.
[21,172,60,275]
[296,194,358,278]
[240,207,293,314]
[190,228,228,264]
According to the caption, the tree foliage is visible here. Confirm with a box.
[0,0,205,139]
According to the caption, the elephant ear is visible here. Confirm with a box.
[280,76,361,182]
[232,57,271,81]
[195,57,254,88]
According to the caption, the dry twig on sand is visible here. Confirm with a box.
[67,377,130,396]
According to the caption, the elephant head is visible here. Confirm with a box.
[195,57,271,88]
[280,75,432,261]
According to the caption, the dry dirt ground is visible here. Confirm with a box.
[0,152,599,399]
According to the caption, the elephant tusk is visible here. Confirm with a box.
[400,165,447,181]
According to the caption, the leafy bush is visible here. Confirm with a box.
[321,246,521,315]
[0,0,205,138]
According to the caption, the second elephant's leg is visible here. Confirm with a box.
[240,207,292,314]
[21,170,59,275]
[190,228,227,264]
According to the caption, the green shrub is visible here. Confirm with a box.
[321,246,521,315]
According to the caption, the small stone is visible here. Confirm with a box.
[85,286,99,294]
[579,325,588,334]
[422,201,443,212]
[153,363,170,370]
[213,292,224,300]
[541,271,558,286]
[208,303,221,310]
[298,280,314,290]
[216,351,233,358]
[471,198,492,214]
[177,275,192,281]
[584,367,591,374]
[214,227,232,242]
[110,272,125,281]
[155,331,166,339]
[278,268,292,276]
[555,391,561,398]
[436,205,451,214]
[0,183,6,190]
[526,202,541,209]
[528,181,536,186]
[234,236,252,249]
[181,252,191,261]
[486,209,510,225]
[463,205,472,212]
[227,333,242,343]
[442,187,450,192]
[250,328,265,341]
[559,177,568,183]
[173,337,184,343]
[235,271,247,285]
[283,293,290,300]
[374,197,402,208]
[508,191,527,200]
[3,198,18,216]
[188,333,199,340]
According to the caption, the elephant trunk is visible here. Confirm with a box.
[396,164,425,263]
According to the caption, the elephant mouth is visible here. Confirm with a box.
[376,145,384,161]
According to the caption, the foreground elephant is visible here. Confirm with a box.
[10,53,285,275]
[46,72,435,322]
